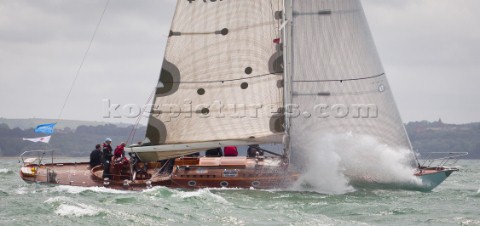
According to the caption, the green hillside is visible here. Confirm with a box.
[405,120,480,159]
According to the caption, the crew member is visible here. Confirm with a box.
[224,146,238,156]
[89,144,102,168]
[205,147,223,157]
[102,138,113,179]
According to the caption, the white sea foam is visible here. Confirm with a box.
[300,214,369,226]
[14,187,29,195]
[291,132,421,194]
[55,203,101,217]
[44,196,103,217]
[172,188,230,205]
[0,168,11,174]
[141,185,171,194]
[219,216,245,225]
[208,187,243,191]
[18,185,131,195]
[50,185,133,194]
[455,217,480,226]
[45,196,72,204]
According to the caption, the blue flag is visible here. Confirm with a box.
[35,123,56,134]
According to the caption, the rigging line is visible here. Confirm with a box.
[127,88,156,145]
[55,0,111,123]
[292,72,384,83]
[164,72,281,84]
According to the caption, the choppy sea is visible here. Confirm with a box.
[0,158,479,226]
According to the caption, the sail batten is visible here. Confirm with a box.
[159,72,280,84]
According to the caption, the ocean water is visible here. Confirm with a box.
[1,158,479,226]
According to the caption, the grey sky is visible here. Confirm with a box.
[0,0,478,125]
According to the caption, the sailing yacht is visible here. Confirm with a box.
[20,0,459,191]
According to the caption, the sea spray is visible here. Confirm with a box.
[291,132,421,194]
[291,137,354,194]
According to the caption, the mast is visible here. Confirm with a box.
[282,0,293,163]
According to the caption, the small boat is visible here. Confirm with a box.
[19,0,463,191]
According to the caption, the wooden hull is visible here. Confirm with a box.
[20,156,299,191]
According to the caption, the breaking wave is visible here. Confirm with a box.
[172,188,231,205]
[45,196,104,217]
[55,204,102,217]
[49,185,133,194]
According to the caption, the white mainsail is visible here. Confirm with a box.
[132,0,285,160]
[286,0,412,164]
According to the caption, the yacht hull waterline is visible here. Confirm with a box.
[19,157,456,191]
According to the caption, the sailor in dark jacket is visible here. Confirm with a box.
[102,138,113,179]
[205,147,223,157]
[89,144,103,168]
[247,144,263,158]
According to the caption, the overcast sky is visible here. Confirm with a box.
[0,0,478,125]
